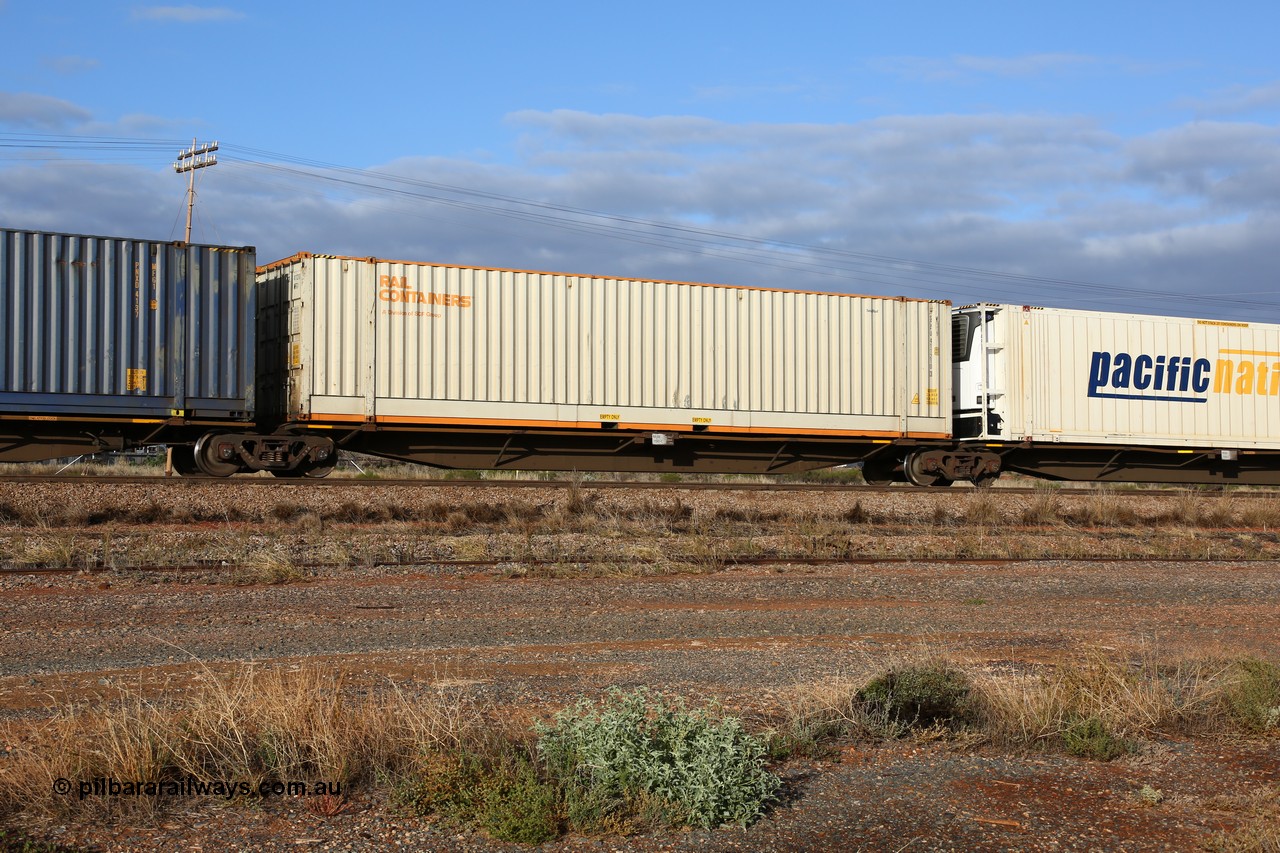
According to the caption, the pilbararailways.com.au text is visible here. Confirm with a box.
[53,776,342,801]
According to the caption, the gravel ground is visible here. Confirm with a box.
[1,481,1278,851]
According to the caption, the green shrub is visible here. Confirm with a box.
[858,662,973,730]
[390,750,484,820]
[392,748,558,843]
[476,755,560,844]
[1224,659,1280,733]
[536,688,778,830]
[1062,716,1132,761]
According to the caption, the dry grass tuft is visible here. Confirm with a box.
[1199,496,1240,529]
[710,507,787,525]
[1070,488,1140,527]
[841,501,875,524]
[980,648,1280,758]
[230,547,307,585]
[1021,488,1064,525]
[775,648,1279,762]
[1240,499,1280,530]
[974,649,1234,749]
[961,491,1003,527]
[0,665,484,824]
[1203,785,1280,852]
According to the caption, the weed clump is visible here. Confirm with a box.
[393,689,780,840]
[1223,659,1280,733]
[962,491,1002,526]
[1021,490,1062,525]
[857,662,973,731]
[1061,715,1133,761]
[536,688,779,831]
[396,748,559,844]
[476,755,561,843]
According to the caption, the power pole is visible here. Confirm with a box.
[173,139,218,243]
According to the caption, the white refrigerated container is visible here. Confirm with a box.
[954,303,1280,449]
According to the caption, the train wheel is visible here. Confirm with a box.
[304,456,337,478]
[904,452,952,488]
[193,433,240,478]
[860,457,898,486]
[971,472,998,488]
[170,446,201,477]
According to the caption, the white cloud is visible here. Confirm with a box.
[1183,81,1280,117]
[1,107,1277,322]
[132,5,245,23]
[0,92,92,129]
[870,53,1101,82]
[954,53,1100,76]
[693,83,810,102]
[112,112,201,135]
[1124,121,1280,206]
[41,56,101,75]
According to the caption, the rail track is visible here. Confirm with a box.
[3,554,1274,577]
[1,473,1277,497]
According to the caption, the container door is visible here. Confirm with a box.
[952,306,1009,439]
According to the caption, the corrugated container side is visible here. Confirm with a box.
[994,304,1280,449]
[258,255,950,438]
[0,228,255,417]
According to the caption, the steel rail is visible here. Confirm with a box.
[3,554,1275,577]
[0,474,1276,497]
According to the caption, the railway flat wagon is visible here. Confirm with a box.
[0,227,257,463]
[257,253,952,474]
[954,303,1280,484]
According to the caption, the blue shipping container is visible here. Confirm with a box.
[0,227,256,419]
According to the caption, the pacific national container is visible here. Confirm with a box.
[954,303,1280,449]
[258,254,951,438]
[0,227,256,419]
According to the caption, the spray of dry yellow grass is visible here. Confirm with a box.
[0,664,485,824]
[770,647,1278,755]
[973,650,1235,746]
[3,648,1275,836]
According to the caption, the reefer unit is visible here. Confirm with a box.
[954,303,1280,483]
[258,254,950,472]
[0,228,256,461]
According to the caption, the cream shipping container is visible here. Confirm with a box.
[256,253,951,474]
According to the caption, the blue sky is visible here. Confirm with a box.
[2,1,1278,321]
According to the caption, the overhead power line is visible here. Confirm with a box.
[218,145,1278,312]
[2,132,1276,315]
